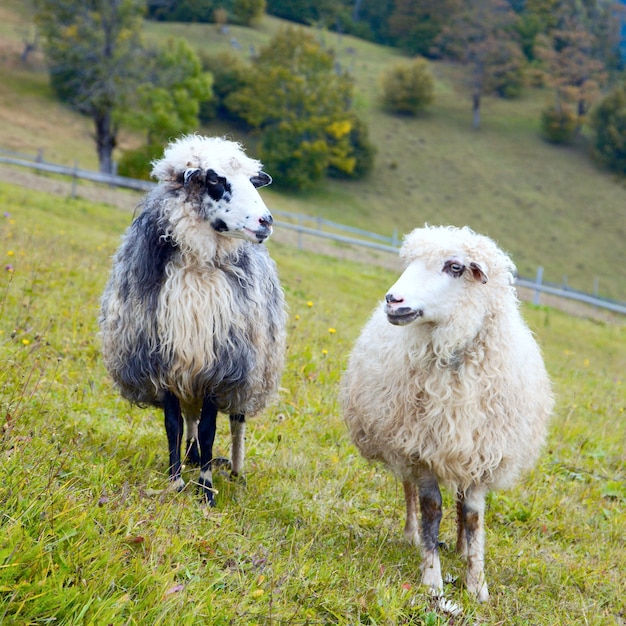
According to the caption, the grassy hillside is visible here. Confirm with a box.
[1,177,625,625]
[1,2,625,300]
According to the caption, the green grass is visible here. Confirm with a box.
[1,2,626,300]
[1,183,624,625]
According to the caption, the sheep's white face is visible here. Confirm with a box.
[385,257,488,326]
[183,167,274,243]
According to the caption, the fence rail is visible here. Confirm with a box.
[1,149,624,316]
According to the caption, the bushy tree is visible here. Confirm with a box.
[35,0,145,173]
[590,84,626,174]
[233,0,266,25]
[380,58,434,115]
[540,104,577,144]
[131,38,213,145]
[224,26,374,189]
[388,0,461,57]
[434,0,522,129]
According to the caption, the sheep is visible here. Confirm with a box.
[340,225,553,602]
[99,134,287,507]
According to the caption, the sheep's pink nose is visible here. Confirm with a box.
[259,214,273,228]
[385,293,403,304]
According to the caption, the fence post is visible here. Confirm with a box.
[533,266,543,306]
[392,229,398,247]
[297,215,303,251]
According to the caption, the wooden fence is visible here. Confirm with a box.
[1,149,624,316]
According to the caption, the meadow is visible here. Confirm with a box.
[0,182,624,625]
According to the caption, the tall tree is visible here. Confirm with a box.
[35,0,145,174]
[388,0,462,57]
[534,1,610,121]
[434,0,522,128]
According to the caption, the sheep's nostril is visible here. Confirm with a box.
[260,214,273,228]
[385,293,401,304]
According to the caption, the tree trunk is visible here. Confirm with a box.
[472,91,481,130]
[95,110,116,174]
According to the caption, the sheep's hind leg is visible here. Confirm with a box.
[461,484,489,602]
[417,469,443,596]
[163,391,185,491]
[403,480,420,546]
[229,414,246,482]
[183,414,200,466]
[198,395,219,506]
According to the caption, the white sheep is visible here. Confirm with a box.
[100,134,286,506]
[340,225,553,601]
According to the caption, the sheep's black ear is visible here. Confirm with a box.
[183,168,203,188]
[251,171,272,188]
[470,262,488,284]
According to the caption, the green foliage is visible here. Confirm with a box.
[540,104,577,144]
[380,58,434,116]
[0,183,624,625]
[147,0,220,22]
[388,0,460,57]
[224,26,374,188]
[117,143,165,180]
[127,37,213,145]
[232,0,266,26]
[590,84,626,175]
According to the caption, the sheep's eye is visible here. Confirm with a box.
[443,261,465,278]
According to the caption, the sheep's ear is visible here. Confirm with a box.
[183,167,203,188]
[469,262,488,284]
[251,171,272,188]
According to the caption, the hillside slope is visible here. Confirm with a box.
[0,0,624,299]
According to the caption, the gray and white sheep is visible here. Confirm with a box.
[340,225,553,601]
[100,134,286,506]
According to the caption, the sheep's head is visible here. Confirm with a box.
[384,225,515,328]
[152,135,274,244]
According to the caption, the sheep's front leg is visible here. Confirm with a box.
[460,484,489,602]
[417,469,443,595]
[198,395,219,506]
[403,480,420,546]
[163,391,185,491]
[229,414,246,480]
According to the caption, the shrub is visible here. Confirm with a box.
[540,105,577,144]
[380,58,434,116]
[590,84,626,175]
[117,143,165,181]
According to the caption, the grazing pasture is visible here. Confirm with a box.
[0,182,624,624]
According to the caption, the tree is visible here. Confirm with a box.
[129,38,213,146]
[35,0,145,174]
[388,0,461,57]
[434,0,522,129]
[534,6,608,125]
[224,26,374,189]
[590,83,626,174]
[380,58,434,115]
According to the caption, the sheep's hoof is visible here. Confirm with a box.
[211,457,232,474]
[229,471,246,486]
[169,477,186,492]
[466,576,489,603]
[199,479,217,507]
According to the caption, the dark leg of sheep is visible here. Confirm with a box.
[456,489,467,557]
[198,395,219,506]
[163,391,185,491]
[417,469,443,595]
[460,484,489,602]
[403,480,420,546]
[229,414,246,480]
